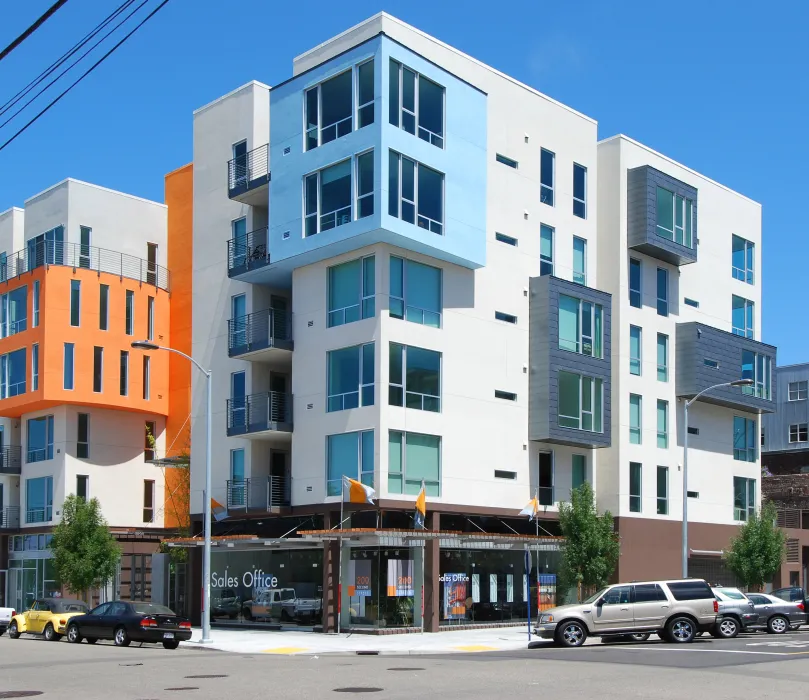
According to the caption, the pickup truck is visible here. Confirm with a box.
[0,607,15,636]
[242,588,322,623]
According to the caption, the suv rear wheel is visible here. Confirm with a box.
[768,615,788,634]
[666,616,696,643]
[555,620,587,647]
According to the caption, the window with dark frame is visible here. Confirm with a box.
[77,413,89,459]
[143,480,155,522]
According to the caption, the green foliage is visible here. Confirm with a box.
[49,495,120,594]
[725,502,786,591]
[558,483,620,599]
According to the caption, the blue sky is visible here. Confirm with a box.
[1,0,806,362]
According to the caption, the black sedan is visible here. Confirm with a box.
[66,601,192,649]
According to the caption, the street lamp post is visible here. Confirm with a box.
[132,340,213,644]
[681,378,754,578]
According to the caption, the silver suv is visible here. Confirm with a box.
[534,579,718,647]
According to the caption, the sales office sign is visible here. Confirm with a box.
[211,569,278,590]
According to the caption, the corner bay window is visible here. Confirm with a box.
[26,476,53,524]
[559,294,603,358]
[557,370,603,432]
[389,430,440,496]
[389,343,441,412]
[656,185,694,248]
[306,152,374,236]
[734,416,757,461]
[327,343,374,412]
[27,415,54,463]
[1,347,26,398]
[389,256,441,327]
[741,350,772,400]
[327,256,375,327]
[388,151,444,234]
[1,285,27,337]
[389,59,445,148]
[327,430,374,497]
[734,476,756,522]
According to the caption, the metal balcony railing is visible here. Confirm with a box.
[228,144,269,192]
[0,240,170,291]
[227,227,269,274]
[0,506,20,529]
[226,475,290,510]
[0,445,22,474]
[25,507,52,524]
[228,308,292,356]
[227,391,292,434]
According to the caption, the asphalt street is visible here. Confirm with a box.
[2,630,809,699]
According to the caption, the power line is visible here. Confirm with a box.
[0,0,150,129]
[0,0,71,63]
[0,0,172,154]
[0,0,138,118]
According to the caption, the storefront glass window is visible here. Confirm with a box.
[348,547,417,629]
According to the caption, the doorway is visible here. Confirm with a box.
[269,374,289,423]
[538,452,554,506]
[269,451,290,506]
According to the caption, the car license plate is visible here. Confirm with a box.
[163,632,174,639]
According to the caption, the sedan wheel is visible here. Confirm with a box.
[768,616,788,634]
[715,618,740,639]
[44,624,60,642]
[555,621,587,647]
[163,640,180,650]
[666,617,696,643]
[67,624,82,644]
[8,621,20,640]
[114,626,131,647]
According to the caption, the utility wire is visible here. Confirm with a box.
[0,0,138,118]
[0,0,150,130]
[0,0,71,63]
[0,0,172,153]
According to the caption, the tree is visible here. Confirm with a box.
[49,495,120,595]
[557,483,620,601]
[725,501,785,591]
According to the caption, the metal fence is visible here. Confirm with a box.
[228,307,291,354]
[227,227,269,272]
[226,475,290,510]
[227,391,292,432]
[0,446,22,474]
[0,506,20,529]
[0,240,170,291]
[227,143,269,191]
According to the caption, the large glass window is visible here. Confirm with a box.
[327,256,375,327]
[657,333,668,382]
[571,454,587,492]
[305,68,358,151]
[657,466,668,515]
[573,163,587,218]
[305,159,353,236]
[732,295,754,338]
[629,394,642,444]
[388,151,444,234]
[657,400,668,448]
[789,381,808,401]
[656,186,694,248]
[26,476,53,523]
[63,343,74,390]
[70,279,80,327]
[558,370,603,432]
[28,225,64,268]
[733,476,756,522]
[389,344,441,412]
[327,343,374,412]
[540,224,554,276]
[540,149,554,205]
[558,295,603,358]
[741,350,772,400]
[1,348,26,398]
[388,431,440,496]
[629,326,642,375]
[656,268,668,317]
[327,430,374,497]
[390,256,442,327]
[1,285,27,337]
[389,60,444,148]
[573,237,587,285]
[629,258,642,308]
[732,234,754,284]
[27,415,54,463]
[734,416,757,461]
[629,463,642,513]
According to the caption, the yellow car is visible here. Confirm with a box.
[8,598,89,641]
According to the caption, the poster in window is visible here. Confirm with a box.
[471,573,480,603]
[348,559,372,598]
[386,559,414,596]
[441,573,468,620]
[506,574,514,603]
[489,574,498,603]
[538,573,557,612]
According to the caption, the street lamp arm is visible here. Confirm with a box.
[153,345,210,377]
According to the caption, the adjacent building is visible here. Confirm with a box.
[176,12,777,632]
[0,176,193,611]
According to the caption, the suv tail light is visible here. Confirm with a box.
[140,618,158,628]
[179,621,191,630]
[798,602,805,611]
[713,600,719,613]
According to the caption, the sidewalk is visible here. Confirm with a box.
[181,625,561,655]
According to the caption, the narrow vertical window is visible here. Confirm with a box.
[573,237,586,285]
[540,149,555,205]
[538,453,554,506]
[125,290,134,335]
[629,462,642,513]
[657,333,668,382]
[657,400,668,448]
[656,267,668,317]
[63,343,74,390]
[629,394,642,444]
[629,326,642,375]
[143,480,155,522]
[99,284,109,331]
[70,279,81,327]
[356,151,374,219]
[93,347,103,393]
[540,224,554,276]
[147,296,155,341]
[120,350,129,397]
[32,343,39,391]
[33,280,40,327]
[573,163,587,218]
[657,466,668,515]
[77,413,89,459]
[79,226,91,268]
[357,59,375,128]
[571,454,587,492]
[145,421,156,461]
[732,295,754,338]
[143,356,151,400]
[732,234,754,284]
[76,475,89,500]
[629,258,642,308]
[147,243,158,286]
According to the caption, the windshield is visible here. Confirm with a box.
[715,588,746,601]
[583,588,609,604]
[131,603,175,616]
[281,590,295,601]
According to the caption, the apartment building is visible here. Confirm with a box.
[179,12,775,632]
[0,176,192,611]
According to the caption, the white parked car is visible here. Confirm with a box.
[0,606,15,636]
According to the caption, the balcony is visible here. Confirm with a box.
[226,475,290,512]
[676,322,777,413]
[0,445,22,475]
[228,144,270,206]
[627,165,698,266]
[227,227,270,278]
[529,275,612,448]
[227,391,293,438]
[228,308,293,362]
[0,506,20,529]
[1,240,170,290]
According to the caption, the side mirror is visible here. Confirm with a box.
[596,598,604,606]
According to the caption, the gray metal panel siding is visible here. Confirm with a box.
[762,364,809,452]
[626,165,698,266]
[529,276,612,448]
[675,322,777,414]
